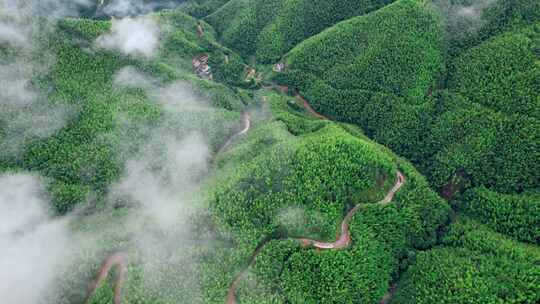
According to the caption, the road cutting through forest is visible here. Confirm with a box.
[85,86,405,304]
[264,84,330,120]
[84,252,127,304]
[226,170,406,304]
[217,111,251,154]
[225,86,406,303]
[84,112,251,304]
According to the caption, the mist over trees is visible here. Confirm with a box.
[1,1,538,303]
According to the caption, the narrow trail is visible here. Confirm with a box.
[263,85,329,120]
[84,253,128,304]
[225,171,406,304]
[296,93,329,121]
[379,282,398,304]
[298,171,405,250]
[84,113,251,303]
[85,82,404,304]
[217,111,251,154]
[225,84,406,304]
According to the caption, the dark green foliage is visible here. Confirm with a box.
[5,1,539,303]
[442,217,540,262]
[428,93,540,193]
[462,187,540,244]
[210,101,450,302]
[277,1,539,197]
[284,0,446,100]
[393,219,540,304]
[393,247,540,304]
[180,0,231,18]
[449,24,540,118]
[359,93,436,165]
[440,0,540,56]
[205,0,398,62]
[393,161,451,249]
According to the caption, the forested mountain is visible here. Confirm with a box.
[0,0,538,303]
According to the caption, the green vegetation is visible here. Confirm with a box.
[273,0,539,197]
[211,123,398,247]
[462,187,540,244]
[393,218,540,304]
[202,0,398,62]
[1,12,244,214]
[180,0,231,18]
[208,91,449,303]
[428,92,539,193]
[449,24,540,118]
[2,1,539,303]
[282,0,446,100]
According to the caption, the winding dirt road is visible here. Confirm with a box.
[85,113,251,303]
[264,85,329,120]
[218,111,251,154]
[85,84,404,304]
[84,252,128,304]
[226,171,406,304]
[296,93,329,121]
[298,171,405,250]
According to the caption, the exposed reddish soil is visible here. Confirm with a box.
[226,171,406,304]
[298,171,405,250]
[85,112,251,303]
[264,85,329,120]
[87,85,407,304]
[84,252,128,304]
[296,93,329,120]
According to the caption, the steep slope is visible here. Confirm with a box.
[206,92,449,303]
[203,0,397,62]
[393,218,540,303]
[1,11,245,214]
[280,0,446,109]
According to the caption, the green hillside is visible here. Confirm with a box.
[1,1,538,304]
[201,0,397,62]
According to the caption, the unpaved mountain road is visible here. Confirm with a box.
[217,111,251,154]
[84,112,251,303]
[226,171,406,304]
[86,85,405,304]
[84,253,127,304]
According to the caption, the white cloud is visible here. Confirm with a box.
[0,174,74,304]
[113,65,157,89]
[113,66,209,109]
[96,16,161,58]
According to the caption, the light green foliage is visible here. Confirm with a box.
[0,14,243,213]
[211,124,397,247]
[280,232,392,304]
[3,1,539,303]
